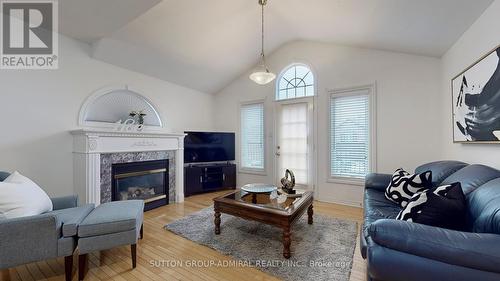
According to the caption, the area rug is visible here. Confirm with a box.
[165,207,357,281]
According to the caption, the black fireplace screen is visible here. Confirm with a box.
[112,159,169,210]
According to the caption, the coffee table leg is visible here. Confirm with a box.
[308,204,314,225]
[283,226,291,259]
[214,211,221,235]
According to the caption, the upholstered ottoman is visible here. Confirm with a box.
[77,200,144,280]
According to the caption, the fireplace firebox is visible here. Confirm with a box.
[112,159,169,211]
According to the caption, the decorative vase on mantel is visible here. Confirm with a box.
[129,110,147,125]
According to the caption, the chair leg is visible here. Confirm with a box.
[1,269,11,281]
[64,255,73,281]
[140,224,144,239]
[78,254,88,281]
[131,244,137,268]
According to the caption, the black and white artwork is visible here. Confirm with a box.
[452,46,500,143]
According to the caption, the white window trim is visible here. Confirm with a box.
[273,62,318,192]
[327,83,377,186]
[239,99,267,175]
[273,96,316,189]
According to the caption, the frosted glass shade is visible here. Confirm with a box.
[249,64,276,85]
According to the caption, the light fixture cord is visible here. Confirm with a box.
[260,1,267,66]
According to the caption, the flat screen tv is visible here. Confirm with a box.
[184,131,235,163]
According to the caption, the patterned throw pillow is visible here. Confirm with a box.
[396,182,466,230]
[385,168,432,207]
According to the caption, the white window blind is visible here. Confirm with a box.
[279,102,309,185]
[241,103,265,170]
[330,91,370,178]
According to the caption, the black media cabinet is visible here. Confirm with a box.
[184,163,236,197]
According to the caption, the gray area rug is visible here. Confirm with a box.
[165,207,357,281]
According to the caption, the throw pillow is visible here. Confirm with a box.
[385,168,432,207]
[396,182,466,230]
[0,171,53,219]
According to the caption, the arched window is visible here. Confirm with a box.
[276,64,315,100]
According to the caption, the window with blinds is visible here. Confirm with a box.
[330,90,371,179]
[240,102,265,171]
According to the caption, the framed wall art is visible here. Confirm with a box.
[452,45,500,143]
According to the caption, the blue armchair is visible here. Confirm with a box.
[361,161,500,281]
[0,172,94,281]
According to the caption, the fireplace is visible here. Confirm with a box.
[112,159,169,211]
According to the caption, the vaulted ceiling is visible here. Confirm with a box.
[59,0,494,94]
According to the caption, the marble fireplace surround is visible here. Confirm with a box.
[100,151,175,204]
[71,129,185,206]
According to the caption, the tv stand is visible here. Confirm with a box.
[184,163,236,197]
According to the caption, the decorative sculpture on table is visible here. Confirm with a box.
[280,169,296,194]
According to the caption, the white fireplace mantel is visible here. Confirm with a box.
[71,129,186,205]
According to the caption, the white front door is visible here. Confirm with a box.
[274,98,314,188]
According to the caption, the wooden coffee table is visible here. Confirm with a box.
[213,189,314,259]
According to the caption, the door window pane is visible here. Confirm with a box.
[279,102,308,185]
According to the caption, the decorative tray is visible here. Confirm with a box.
[241,183,278,194]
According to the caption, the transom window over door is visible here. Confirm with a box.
[277,64,315,100]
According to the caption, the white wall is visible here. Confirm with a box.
[214,41,442,206]
[440,0,500,168]
[0,36,214,196]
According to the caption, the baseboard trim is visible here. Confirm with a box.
[315,197,362,208]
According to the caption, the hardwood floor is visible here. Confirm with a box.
[0,191,366,281]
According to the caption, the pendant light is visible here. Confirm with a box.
[249,0,276,85]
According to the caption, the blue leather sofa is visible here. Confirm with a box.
[361,161,500,281]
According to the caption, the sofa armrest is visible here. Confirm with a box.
[0,171,10,181]
[369,219,500,273]
[0,214,60,268]
[51,195,78,210]
[365,173,391,192]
